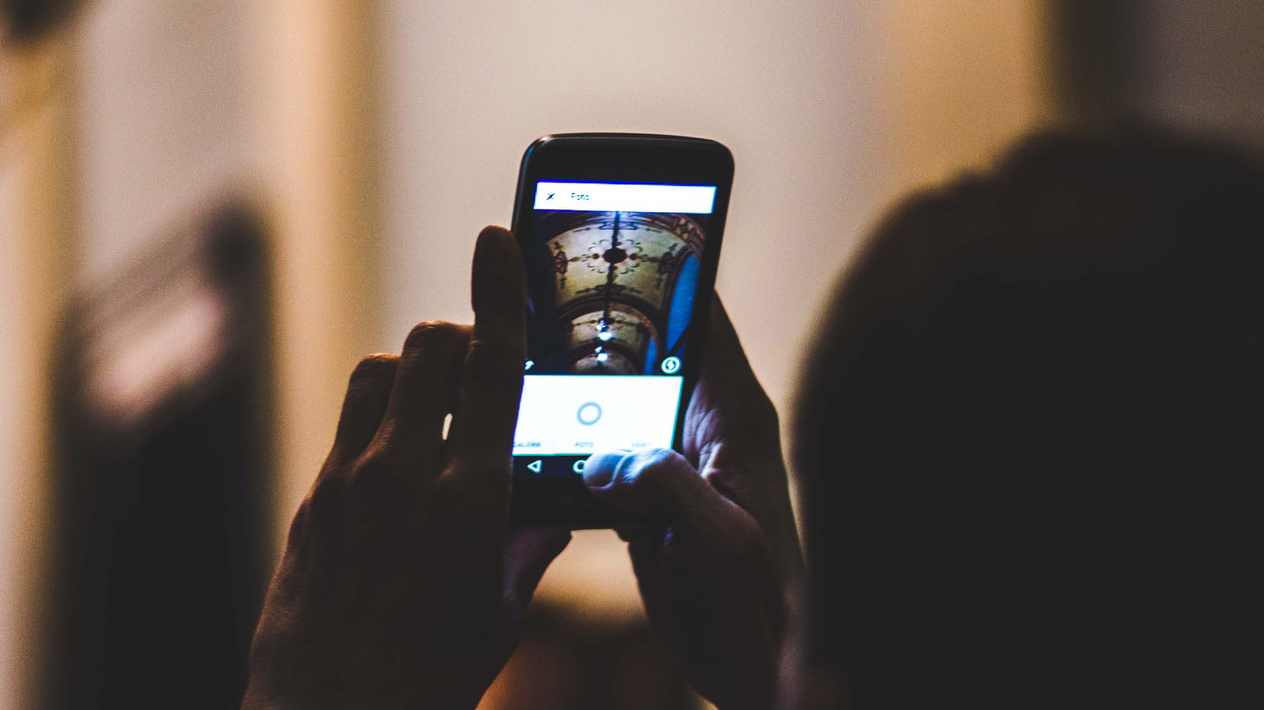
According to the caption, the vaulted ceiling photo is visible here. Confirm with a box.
[540,211,705,375]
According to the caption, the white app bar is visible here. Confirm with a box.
[513,375,683,456]
[534,182,716,214]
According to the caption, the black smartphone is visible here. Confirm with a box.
[508,133,734,527]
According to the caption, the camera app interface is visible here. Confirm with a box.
[513,181,716,478]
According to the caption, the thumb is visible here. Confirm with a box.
[583,448,722,523]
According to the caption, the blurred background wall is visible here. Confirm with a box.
[2,1,1262,708]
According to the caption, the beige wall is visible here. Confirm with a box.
[1136,0,1264,146]
[0,35,77,710]
[0,100,16,710]
[882,0,1052,188]
[261,0,384,558]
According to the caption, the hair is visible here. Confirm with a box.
[792,129,1263,708]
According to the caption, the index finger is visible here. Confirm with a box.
[702,297,766,400]
[692,296,782,452]
[447,226,527,476]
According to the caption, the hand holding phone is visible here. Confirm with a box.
[244,228,571,710]
[576,299,802,710]
[508,134,734,527]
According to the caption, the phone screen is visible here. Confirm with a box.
[512,180,717,478]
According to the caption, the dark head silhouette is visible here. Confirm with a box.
[793,129,1263,708]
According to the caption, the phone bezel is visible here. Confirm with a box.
[509,133,734,527]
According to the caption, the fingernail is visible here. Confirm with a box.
[475,225,514,264]
[472,226,523,314]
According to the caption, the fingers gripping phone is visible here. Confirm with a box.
[508,133,733,527]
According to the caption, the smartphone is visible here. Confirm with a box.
[508,133,734,527]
